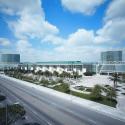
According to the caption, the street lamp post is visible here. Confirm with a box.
[6,103,8,125]
[69,80,73,102]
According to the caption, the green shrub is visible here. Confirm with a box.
[57,79,64,83]
[40,79,49,86]
[85,88,92,92]
[53,83,70,93]
[90,85,102,101]
[84,72,95,76]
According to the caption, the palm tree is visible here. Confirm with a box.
[106,87,116,101]
[112,73,120,89]
[44,70,52,77]
[67,72,71,79]
[53,71,59,77]
[62,71,71,78]
[73,71,79,79]
[59,71,67,78]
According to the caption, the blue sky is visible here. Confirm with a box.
[0,0,125,62]
[42,0,109,36]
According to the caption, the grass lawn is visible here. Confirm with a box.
[71,91,117,107]
[8,73,117,108]
[71,91,90,99]
[53,83,70,93]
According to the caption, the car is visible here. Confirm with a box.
[14,102,20,105]
[21,116,27,120]
[0,71,4,74]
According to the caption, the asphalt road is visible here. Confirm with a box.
[0,76,125,125]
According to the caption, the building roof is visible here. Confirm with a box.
[36,61,82,65]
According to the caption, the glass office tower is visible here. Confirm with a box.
[101,51,122,63]
[99,51,125,74]
[0,54,20,70]
[0,54,20,63]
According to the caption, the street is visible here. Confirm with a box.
[0,76,125,125]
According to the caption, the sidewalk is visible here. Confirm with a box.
[116,82,125,112]
[1,74,125,122]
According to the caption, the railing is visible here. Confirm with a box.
[98,61,125,64]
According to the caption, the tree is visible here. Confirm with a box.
[40,79,49,86]
[106,87,116,101]
[44,70,52,77]
[31,70,35,75]
[0,104,26,125]
[59,71,66,78]
[90,85,102,101]
[59,71,71,78]
[112,73,120,89]
[73,71,80,79]
[53,71,59,77]
[122,74,125,82]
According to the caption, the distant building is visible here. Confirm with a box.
[99,51,125,74]
[0,54,20,63]
[82,62,97,73]
[0,53,20,70]
[19,61,86,75]
[101,51,122,63]
[19,61,99,75]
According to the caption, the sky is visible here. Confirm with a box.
[0,0,125,62]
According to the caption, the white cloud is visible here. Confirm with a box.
[54,29,102,61]
[0,0,125,62]
[43,35,66,45]
[0,38,10,46]
[55,28,95,53]
[55,45,106,62]
[105,0,125,21]
[16,40,57,62]
[8,13,59,40]
[95,0,125,44]
[14,0,125,62]
[96,19,125,43]
[60,0,125,61]
[67,29,94,46]
[61,0,105,15]
[16,28,101,62]
[0,0,59,44]
[44,29,95,47]
[0,0,44,16]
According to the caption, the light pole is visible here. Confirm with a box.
[69,80,73,102]
[6,103,8,125]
